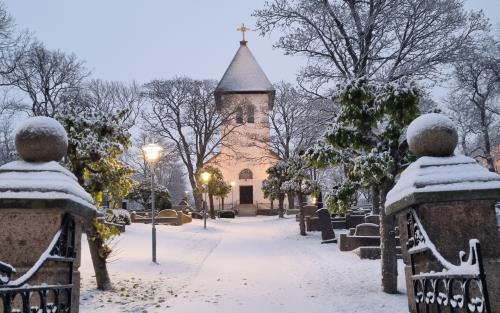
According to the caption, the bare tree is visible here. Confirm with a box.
[128,132,188,205]
[0,2,30,83]
[447,38,500,171]
[84,79,142,126]
[269,82,336,209]
[142,77,237,210]
[254,0,487,88]
[5,41,89,116]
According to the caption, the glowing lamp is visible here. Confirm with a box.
[142,143,163,162]
[201,172,211,183]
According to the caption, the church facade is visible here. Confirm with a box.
[206,38,278,215]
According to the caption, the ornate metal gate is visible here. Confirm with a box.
[406,209,491,313]
[0,214,76,313]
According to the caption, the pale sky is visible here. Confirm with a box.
[4,0,500,87]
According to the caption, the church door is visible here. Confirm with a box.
[239,186,253,204]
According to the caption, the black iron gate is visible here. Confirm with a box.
[406,209,491,313]
[0,214,76,313]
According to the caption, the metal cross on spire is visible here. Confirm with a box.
[237,23,250,41]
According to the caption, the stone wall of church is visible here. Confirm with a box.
[209,93,277,207]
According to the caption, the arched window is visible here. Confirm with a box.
[235,107,243,124]
[246,105,255,123]
[239,168,253,180]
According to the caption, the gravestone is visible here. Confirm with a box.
[364,214,380,225]
[354,223,379,236]
[219,210,236,218]
[317,208,336,243]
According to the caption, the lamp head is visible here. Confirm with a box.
[230,181,236,187]
[201,171,211,183]
[311,196,317,205]
[142,143,163,162]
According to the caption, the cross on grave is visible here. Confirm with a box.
[237,23,250,41]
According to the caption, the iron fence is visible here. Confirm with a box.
[0,214,76,313]
[406,209,491,313]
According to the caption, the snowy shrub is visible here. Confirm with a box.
[105,209,131,225]
[325,181,357,215]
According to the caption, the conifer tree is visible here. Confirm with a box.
[306,78,420,293]
[56,101,135,291]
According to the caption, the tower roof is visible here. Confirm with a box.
[215,41,275,94]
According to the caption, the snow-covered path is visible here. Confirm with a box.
[80,216,408,313]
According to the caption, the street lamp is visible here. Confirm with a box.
[201,171,211,229]
[311,196,317,205]
[230,181,236,209]
[142,143,163,264]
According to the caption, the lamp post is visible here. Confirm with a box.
[142,143,163,264]
[201,171,211,229]
[230,181,236,209]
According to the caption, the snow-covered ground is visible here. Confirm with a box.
[80,216,408,313]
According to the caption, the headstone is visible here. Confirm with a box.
[364,214,380,225]
[354,223,380,236]
[219,210,236,218]
[317,208,336,243]
[157,209,178,218]
[346,214,365,229]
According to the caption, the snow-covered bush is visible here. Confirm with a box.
[104,208,131,225]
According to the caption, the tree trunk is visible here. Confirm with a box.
[372,185,380,215]
[278,196,285,218]
[86,222,112,291]
[380,184,398,294]
[209,193,215,219]
[193,191,203,212]
[73,164,112,291]
[480,108,496,172]
[221,197,225,210]
[298,192,306,236]
[287,191,294,210]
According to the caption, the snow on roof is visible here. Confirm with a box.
[0,160,96,215]
[385,155,500,214]
[215,41,274,94]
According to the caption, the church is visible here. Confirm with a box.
[206,28,278,216]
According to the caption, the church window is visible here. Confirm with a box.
[239,168,253,180]
[235,107,243,123]
[246,105,255,123]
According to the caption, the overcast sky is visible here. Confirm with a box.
[4,0,500,88]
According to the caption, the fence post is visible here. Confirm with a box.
[385,113,500,313]
[0,117,97,313]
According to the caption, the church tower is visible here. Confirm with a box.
[207,28,278,216]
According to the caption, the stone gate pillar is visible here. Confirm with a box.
[0,117,96,313]
[385,113,500,313]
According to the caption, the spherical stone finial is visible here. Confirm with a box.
[15,116,68,162]
[407,113,458,157]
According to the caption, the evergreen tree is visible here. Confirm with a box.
[56,101,135,291]
[198,165,230,218]
[280,155,319,235]
[127,179,172,212]
[306,78,420,293]
[263,161,288,218]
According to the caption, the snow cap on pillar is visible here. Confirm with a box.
[385,113,500,215]
[0,116,96,219]
[407,113,458,157]
[15,116,68,162]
